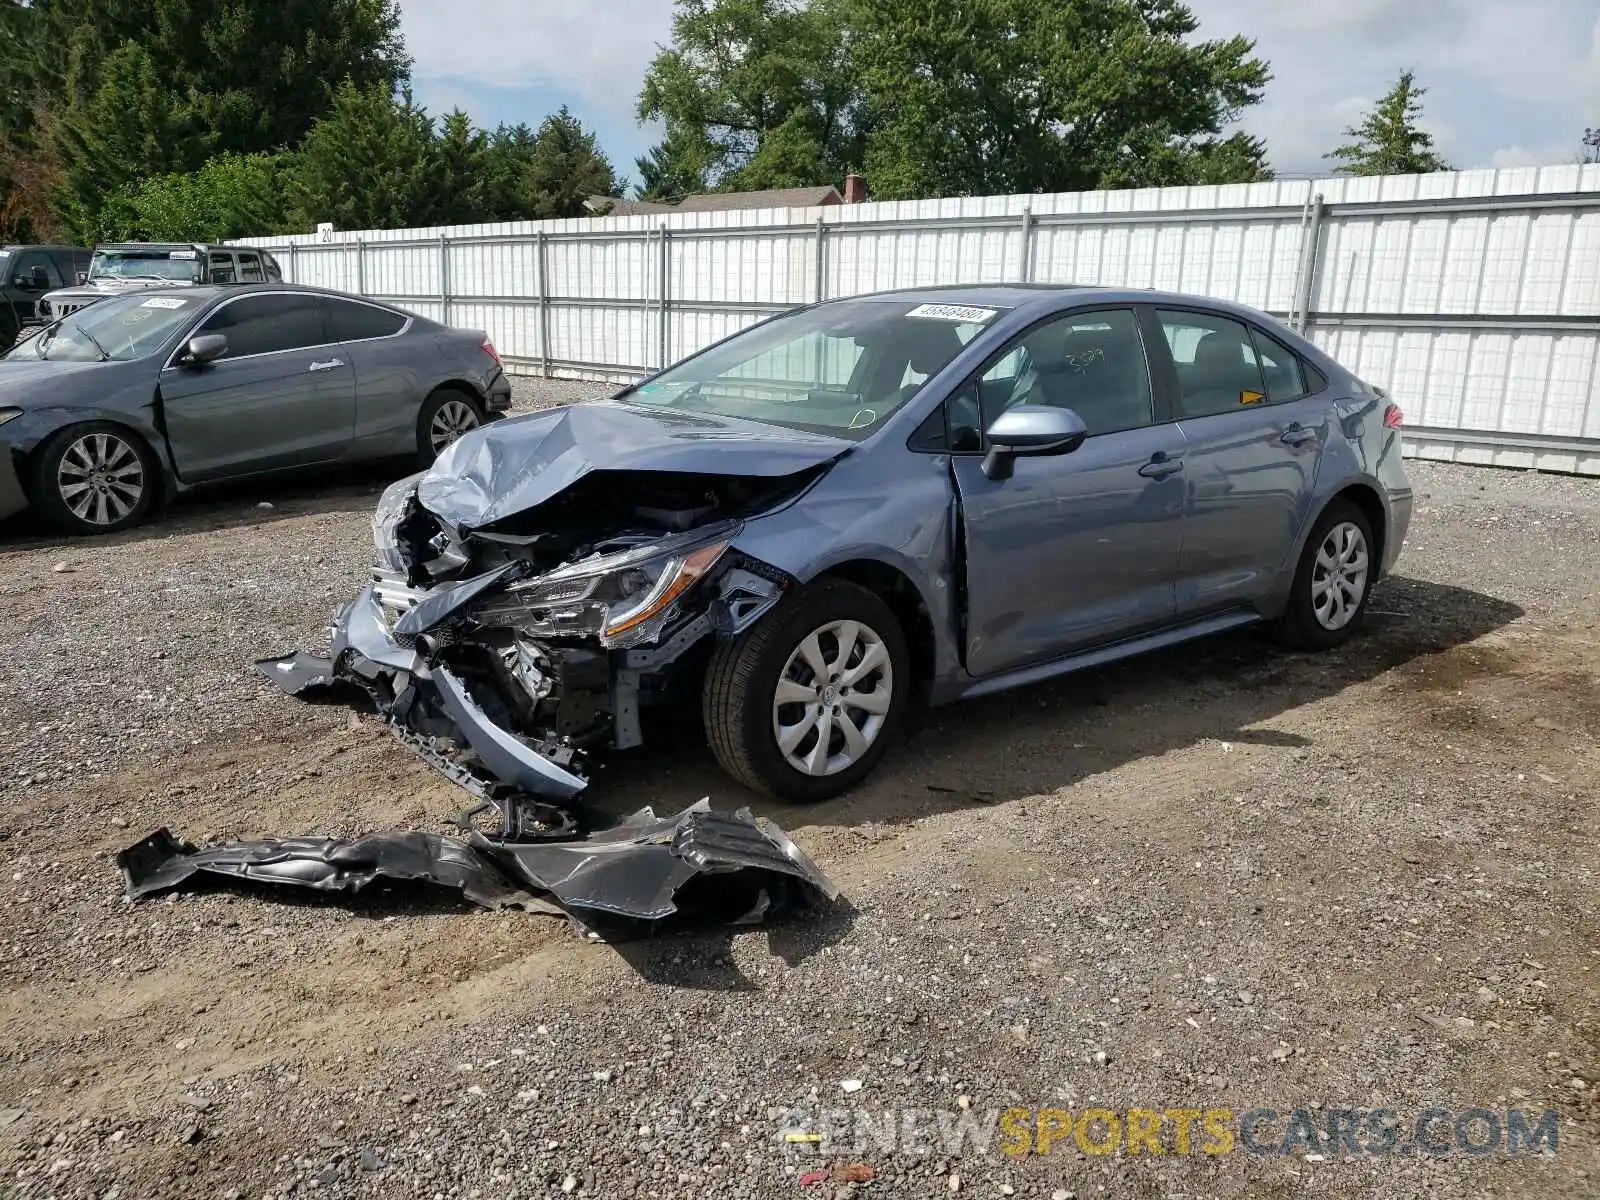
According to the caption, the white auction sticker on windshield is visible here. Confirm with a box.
[906,303,998,323]
[168,250,197,259]
[141,297,188,309]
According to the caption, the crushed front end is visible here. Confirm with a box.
[258,466,801,834]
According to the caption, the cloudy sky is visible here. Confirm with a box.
[401,0,1600,189]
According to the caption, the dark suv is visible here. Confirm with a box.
[0,245,93,350]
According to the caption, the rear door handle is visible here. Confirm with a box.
[308,358,345,373]
[1138,453,1184,479]
[1280,423,1315,447]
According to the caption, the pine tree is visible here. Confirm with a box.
[523,106,617,219]
[282,82,446,231]
[434,109,488,225]
[1326,71,1451,176]
[481,123,538,220]
[51,41,212,240]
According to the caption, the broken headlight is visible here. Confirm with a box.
[473,527,734,649]
[372,473,424,573]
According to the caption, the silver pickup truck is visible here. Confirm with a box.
[27,242,283,329]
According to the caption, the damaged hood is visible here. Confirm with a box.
[418,399,852,531]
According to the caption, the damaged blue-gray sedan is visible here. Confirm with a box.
[263,285,1413,815]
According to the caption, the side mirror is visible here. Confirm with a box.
[10,276,29,291]
[181,333,228,367]
[75,272,88,286]
[980,404,1089,481]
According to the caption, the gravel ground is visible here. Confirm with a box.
[1,381,1597,1199]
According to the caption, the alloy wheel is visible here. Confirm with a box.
[1311,520,1370,631]
[429,399,480,454]
[772,619,895,777]
[57,431,145,527]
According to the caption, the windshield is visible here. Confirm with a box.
[620,299,1003,439]
[4,292,203,362]
[89,249,201,282]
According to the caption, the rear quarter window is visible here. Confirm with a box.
[324,298,406,342]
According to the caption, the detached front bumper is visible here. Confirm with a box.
[257,581,594,826]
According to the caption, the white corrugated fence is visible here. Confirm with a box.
[235,164,1600,475]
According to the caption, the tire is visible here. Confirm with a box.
[1272,500,1377,651]
[416,388,485,466]
[31,422,158,535]
[703,579,911,802]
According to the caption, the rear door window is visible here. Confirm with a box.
[236,251,265,283]
[194,294,328,359]
[1157,310,1270,419]
[324,297,406,342]
[1248,328,1310,401]
[208,252,236,284]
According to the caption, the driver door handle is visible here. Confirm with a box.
[1138,452,1184,479]
[1280,423,1315,447]
[308,358,345,373]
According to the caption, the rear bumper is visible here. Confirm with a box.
[486,370,512,412]
[1385,488,1414,575]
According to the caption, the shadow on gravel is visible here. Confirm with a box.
[587,575,1525,830]
[0,457,411,551]
[609,900,860,990]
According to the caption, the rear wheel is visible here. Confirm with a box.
[704,579,910,802]
[32,422,157,535]
[416,388,485,466]
[1273,501,1376,650]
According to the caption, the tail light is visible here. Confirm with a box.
[481,339,502,367]
[1383,403,1404,429]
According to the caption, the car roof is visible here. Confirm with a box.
[839,283,1090,310]
[837,283,1283,324]
[122,282,411,306]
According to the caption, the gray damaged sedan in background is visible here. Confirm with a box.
[263,285,1413,817]
[0,284,510,534]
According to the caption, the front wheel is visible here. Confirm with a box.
[416,388,485,466]
[32,422,157,535]
[703,579,910,802]
[1273,501,1376,650]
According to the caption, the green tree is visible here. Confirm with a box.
[434,109,488,224]
[7,0,408,237]
[281,81,446,231]
[635,125,720,199]
[32,0,408,154]
[523,106,618,219]
[481,122,538,219]
[51,41,212,240]
[1326,71,1450,176]
[850,0,1272,199]
[637,0,866,192]
[106,151,284,241]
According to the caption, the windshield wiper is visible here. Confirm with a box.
[71,323,110,361]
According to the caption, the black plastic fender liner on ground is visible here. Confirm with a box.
[116,827,552,912]
[115,801,841,942]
